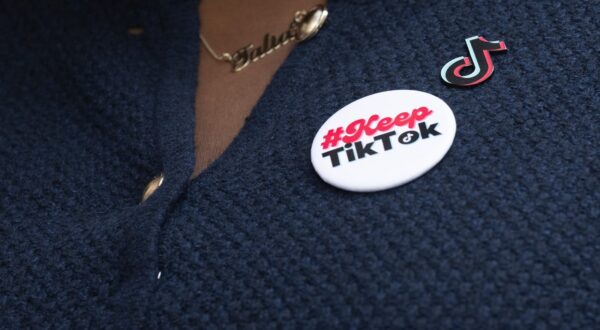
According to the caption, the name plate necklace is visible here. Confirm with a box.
[199,5,328,72]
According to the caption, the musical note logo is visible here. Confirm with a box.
[441,36,507,87]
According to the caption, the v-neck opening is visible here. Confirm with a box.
[188,1,339,187]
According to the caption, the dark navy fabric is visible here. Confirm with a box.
[1,0,599,328]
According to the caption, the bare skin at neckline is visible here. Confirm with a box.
[193,0,325,178]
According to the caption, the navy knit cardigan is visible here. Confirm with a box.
[1,0,599,328]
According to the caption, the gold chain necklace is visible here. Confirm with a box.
[199,5,328,72]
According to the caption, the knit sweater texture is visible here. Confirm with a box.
[1,0,599,328]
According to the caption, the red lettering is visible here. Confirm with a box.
[376,117,394,131]
[364,115,380,136]
[394,112,411,126]
[342,119,365,144]
[337,106,434,144]
[409,107,432,128]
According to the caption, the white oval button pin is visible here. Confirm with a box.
[311,90,456,192]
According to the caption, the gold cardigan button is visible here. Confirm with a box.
[141,174,164,202]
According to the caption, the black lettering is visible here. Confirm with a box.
[344,143,356,162]
[354,141,377,158]
[418,122,441,139]
[373,131,397,151]
[399,131,419,144]
[322,147,344,167]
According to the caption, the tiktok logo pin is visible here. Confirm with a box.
[441,36,507,87]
